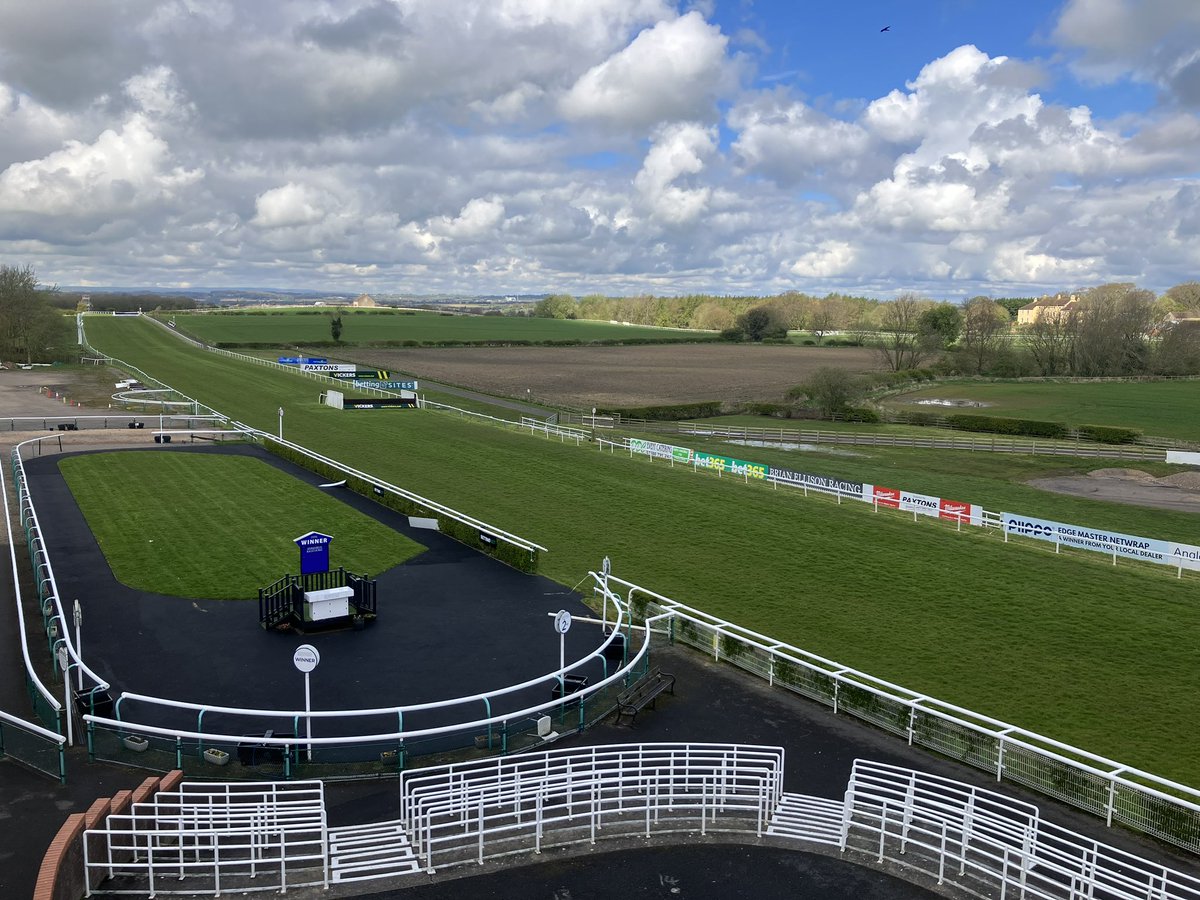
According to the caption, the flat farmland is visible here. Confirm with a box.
[332,344,880,407]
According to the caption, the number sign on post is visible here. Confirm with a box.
[554,609,572,683]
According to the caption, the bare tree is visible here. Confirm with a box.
[1164,281,1200,313]
[873,293,935,371]
[807,299,835,344]
[791,366,866,416]
[1073,283,1156,375]
[0,264,67,364]
[1025,309,1078,376]
[958,296,1010,373]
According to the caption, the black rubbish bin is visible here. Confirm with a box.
[237,730,293,766]
[550,674,589,702]
[602,631,627,667]
[154,434,171,444]
[74,688,114,719]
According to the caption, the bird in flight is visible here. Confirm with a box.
[880,25,891,32]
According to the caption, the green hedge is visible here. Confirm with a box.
[944,414,1069,439]
[599,401,722,421]
[741,402,793,418]
[263,442,540,574]
[1076,424,1142,445]
[841,407,881,423]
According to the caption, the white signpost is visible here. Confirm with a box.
[278,406,284,440]
[293,644,320,761]
[553,610,572,686]
[56,645,72,746]
[73,599,83,690]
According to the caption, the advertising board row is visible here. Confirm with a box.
[626,436,1196,572]
[628,440,979,525]
[1001,513,1200,570]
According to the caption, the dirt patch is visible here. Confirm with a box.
[1029,468,1200,514]
[328,344,879,408]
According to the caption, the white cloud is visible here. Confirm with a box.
[633,122,715,225]
[251,183,332,228]
[0,114,199,216]
[560,12,733,128]
[432,197,506,239]
[1054,0,1200,105]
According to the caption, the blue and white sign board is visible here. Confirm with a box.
[295,531,333,575]
[279,356,328,365]
[1001,513,1200,571]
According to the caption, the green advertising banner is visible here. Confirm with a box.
[693,451,768,480]
[629,438,694,464]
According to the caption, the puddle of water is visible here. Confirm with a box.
[912,399,990,408]
[726,439,864,457]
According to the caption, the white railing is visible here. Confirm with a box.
[0,414,223,431]
[82,575,648,758]
[844,760,1200,900]
[422,399,589,444]
[83,780,327,896]
[399,742,784,871]
[238,425,548,558]
[10,442,111,709]
[606,570,1200,855]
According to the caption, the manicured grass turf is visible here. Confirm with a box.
[59,451,423,599]
[85,316,1200,783]
[884,381,1200,442]
[167,309,709,345]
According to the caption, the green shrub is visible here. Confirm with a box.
[742,402,792,418]
[598,401,722,421]
[903,411,943,427]
[841,407,881,423]
[1076,424,1142,444]
[944,414,1069,439]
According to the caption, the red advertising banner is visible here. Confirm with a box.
[873,486,901,508]
[938,498,974,524]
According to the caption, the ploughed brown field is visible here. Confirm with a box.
[332,344,879,408]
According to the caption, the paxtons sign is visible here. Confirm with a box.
[1000,513,1200,571]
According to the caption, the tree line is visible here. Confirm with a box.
[0,265,71,364]
[534,282,1200,377]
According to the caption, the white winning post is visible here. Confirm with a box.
[56,645,72,746]
[293,644,320,761]
[73,599,83,691]
[553,610,572,685]
[278,406,284,440]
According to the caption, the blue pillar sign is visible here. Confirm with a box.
[294,531,333,575]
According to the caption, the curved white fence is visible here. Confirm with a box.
[79,746,1200,899]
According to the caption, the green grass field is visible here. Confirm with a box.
[166,309,710,345]
[84,315,1200,783]
[59,451,423,599]
[885,381,1200,441]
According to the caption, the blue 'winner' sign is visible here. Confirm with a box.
[294,531,333,575]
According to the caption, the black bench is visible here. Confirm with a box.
[615,667,676,726]
[127,421,144,429]
[56,423,78,431]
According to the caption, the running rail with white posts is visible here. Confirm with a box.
[605,570,1200,855]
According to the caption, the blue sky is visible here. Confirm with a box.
[0,0,1196,298]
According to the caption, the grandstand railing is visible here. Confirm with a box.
[399,742,784,871]
[844,760,1200,900]
[82,779,327,896]
[606,570,1200,855]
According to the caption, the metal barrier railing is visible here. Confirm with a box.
[400,742,784,871]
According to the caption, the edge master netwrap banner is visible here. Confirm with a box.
[1000,512,1200,569]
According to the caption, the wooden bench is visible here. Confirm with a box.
[614,667,676,726]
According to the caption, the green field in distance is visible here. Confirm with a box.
[166,309,712,345]
[885,380,1200,442]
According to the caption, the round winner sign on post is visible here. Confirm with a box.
[293,644,320,673]
[553,610,572,634]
